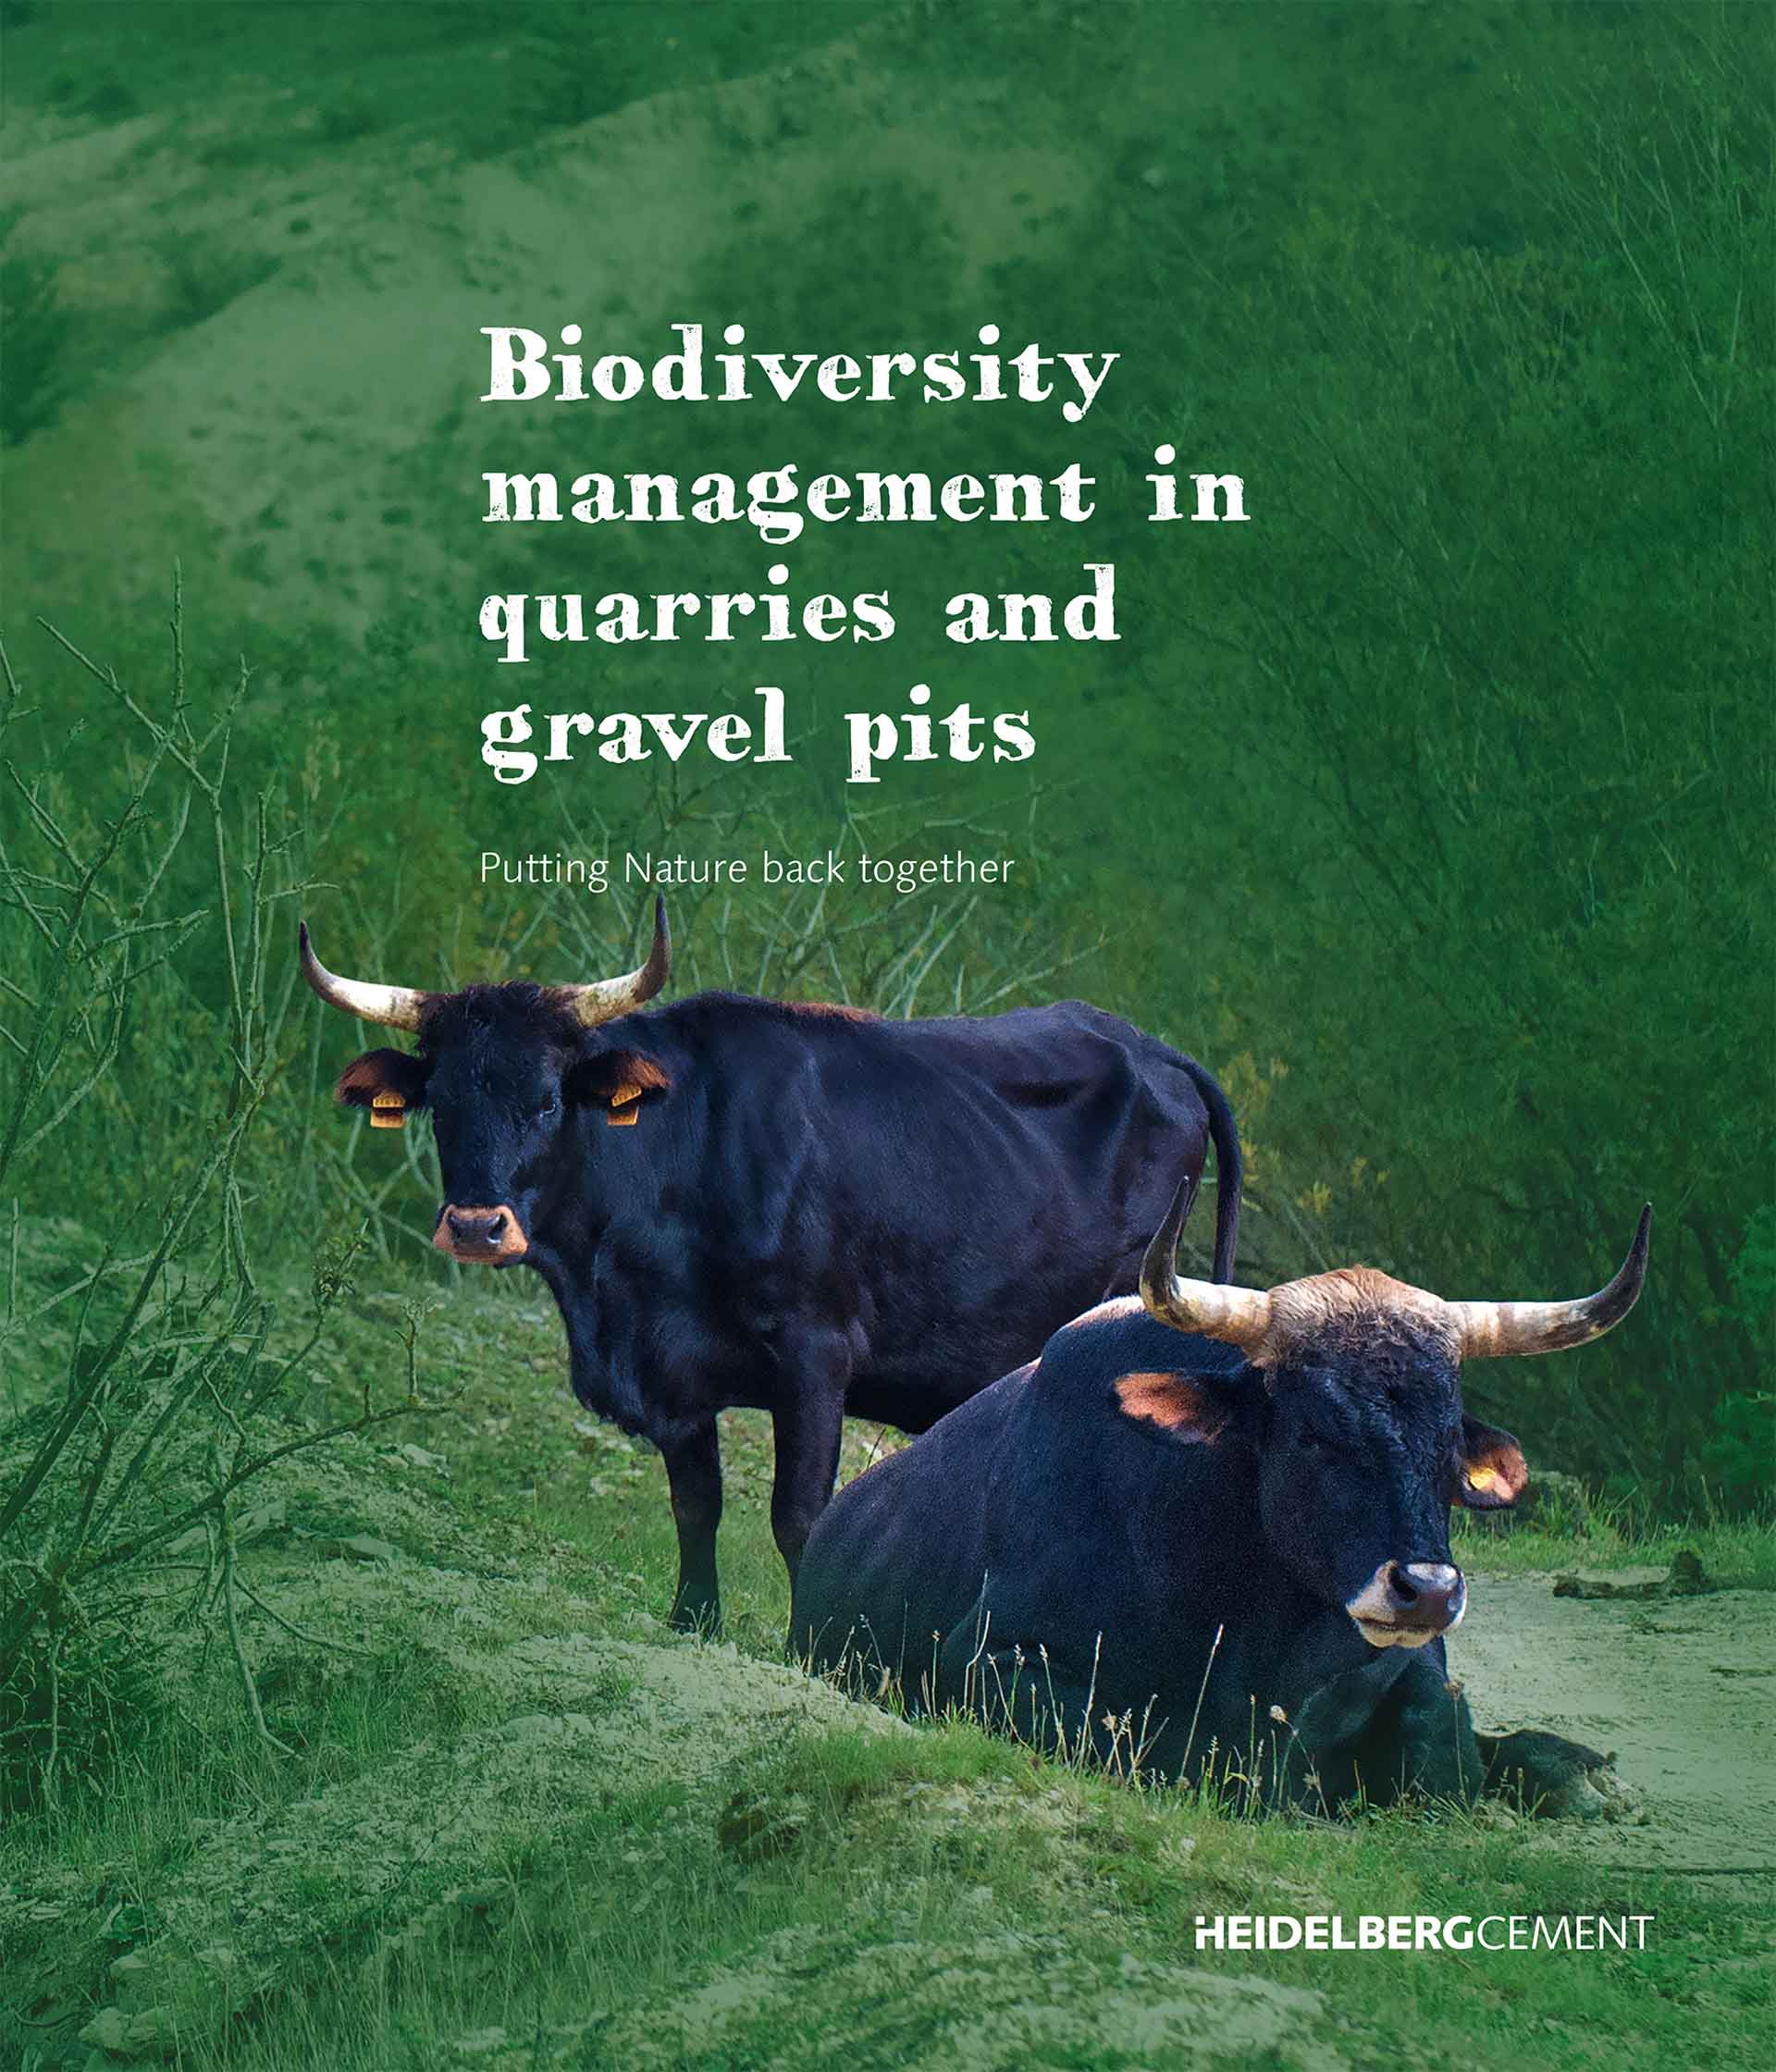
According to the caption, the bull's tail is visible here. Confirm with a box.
[1180,1058,1243,1285]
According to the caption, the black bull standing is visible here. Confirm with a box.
[300,899,1243,1630]
[795,1178,1651,1807]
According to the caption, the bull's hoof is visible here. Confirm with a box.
[670,1599,722,1638]
[1478,1728,1637,1819]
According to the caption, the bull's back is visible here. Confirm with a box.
[824,1005,1212,1397]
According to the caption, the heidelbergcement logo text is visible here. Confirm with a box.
[1196,1914,1654,1953]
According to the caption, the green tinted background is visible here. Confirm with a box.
[2,0,1769,1507]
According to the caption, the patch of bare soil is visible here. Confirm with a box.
[1450,1571,1776,1873]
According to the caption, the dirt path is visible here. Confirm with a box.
[1449,1569,1776,1870]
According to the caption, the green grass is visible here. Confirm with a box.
[4,1244,1771,2070]
[1454,1507,1776,1593]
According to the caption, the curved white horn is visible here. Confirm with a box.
[1447,1205,1652,1360]
[1139,1172,1273,1352]
[299,924,428,1032]
[564,896,671,1028]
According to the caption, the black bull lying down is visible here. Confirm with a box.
[795,1178,1651,1807]
[300,899,1243,1630]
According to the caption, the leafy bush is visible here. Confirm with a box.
[1112,12,1773,1502]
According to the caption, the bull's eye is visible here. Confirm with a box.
[531,1094,560,1122]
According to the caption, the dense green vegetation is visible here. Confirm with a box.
[2,0,1767,1507]
[0,6,1770,2064]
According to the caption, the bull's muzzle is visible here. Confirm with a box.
[434,1204,528,1264]
[1345,1560,1465,1649]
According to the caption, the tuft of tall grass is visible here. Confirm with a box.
[0,587,445,1809]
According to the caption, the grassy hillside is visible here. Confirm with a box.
[3,1226,1771,2070]
[2,0,1768,1506]
[0,6,1770,2061]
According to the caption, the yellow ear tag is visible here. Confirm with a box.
[1465,1465,1501,1494]
[607,1080,643,1128]
[369,1092,407,1130]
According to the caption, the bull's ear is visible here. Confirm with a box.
[1458,1416,1528,1509]
[565,1046,672,1127]
[336,1049,429,1128]
[1111,1367,1241,1447]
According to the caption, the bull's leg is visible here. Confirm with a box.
[768,1385,846,1587]
[947,1635,1176,1781]
[662,1421,723,1634]
[1343,1652,1485,1807]
[929,1601,1138,1770]
[1477,1728,1615,1817]
[937,1624,1105,1758]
